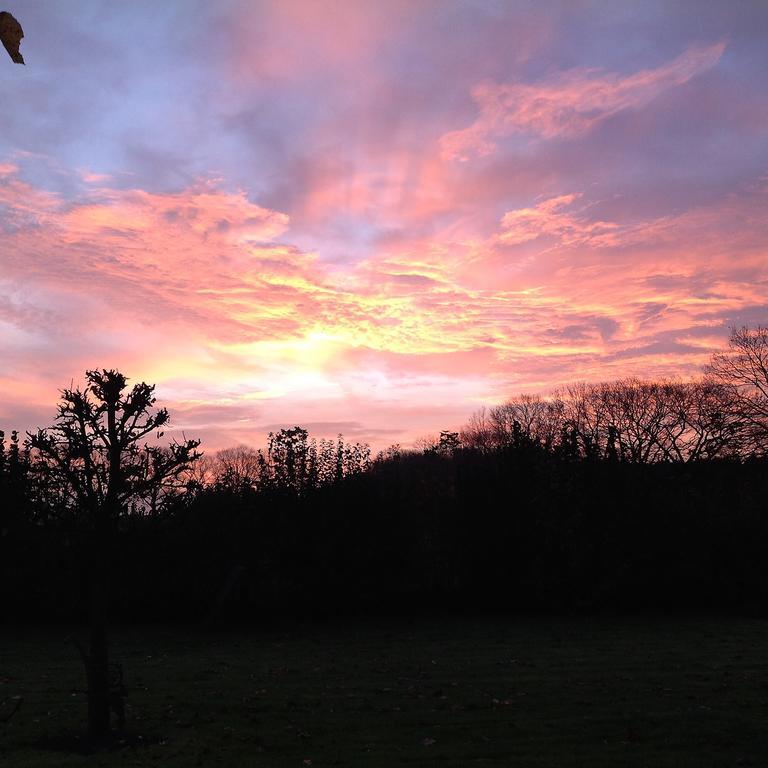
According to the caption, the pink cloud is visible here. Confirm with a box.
[1,161,766,450]
[79,170,114,183]
[441,42,726,160]
[225,0,431,83]
[498,193,620,246]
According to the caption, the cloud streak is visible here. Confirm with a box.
[441,42,726,160]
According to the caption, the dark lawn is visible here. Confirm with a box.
[2,615,768,766]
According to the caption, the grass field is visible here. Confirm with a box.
[2,615,768,766]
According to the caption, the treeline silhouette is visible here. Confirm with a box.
[2,327,768,623]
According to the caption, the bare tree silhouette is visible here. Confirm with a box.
[707,326,768,454]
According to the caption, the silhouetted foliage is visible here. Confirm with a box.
[23,370,200,742]
[2,336,768,640]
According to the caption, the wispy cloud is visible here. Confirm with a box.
[441,42,726,160]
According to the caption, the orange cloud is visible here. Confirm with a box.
[1,162,766,450]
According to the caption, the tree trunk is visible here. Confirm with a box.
[87,523,110,743]
[85,387,121,742]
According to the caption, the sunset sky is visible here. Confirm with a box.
[1,1,767,451]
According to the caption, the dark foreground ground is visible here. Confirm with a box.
[2,615,768,767]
